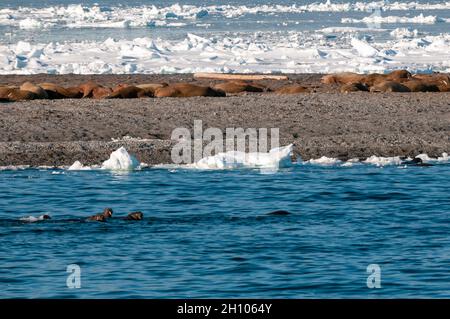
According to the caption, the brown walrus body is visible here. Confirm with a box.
[136,83,168,96]
[20,82,48,99]
[403,80,440,92]
[87,208,113,222]
[275,84,310,94]
[106,85,149,99]
[39,83,83,99]
[340,82,369,93]
[212,81,265,94]
[78,81,112,99]
[369,81,411,93]
[0,87,37,101]
[125,212,144,220]
[321,72,365,85]
[154,83,226,98]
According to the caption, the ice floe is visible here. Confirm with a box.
[1,31,450,74]
[188,144,294,170]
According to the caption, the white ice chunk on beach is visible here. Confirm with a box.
[351,38,379,58]
[190,144,293,170]
[307,156,342,165]
[68,160,91,170]
[364,155,402,166]
[101,147,140,170]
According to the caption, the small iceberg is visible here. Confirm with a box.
[68,160,91,170]
[101,147,140,170]
[189,144,293,169]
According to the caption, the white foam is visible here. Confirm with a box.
[19,214,50,222]
[306,156,342,165]
[101,147,140,170]
[188,144,293,170]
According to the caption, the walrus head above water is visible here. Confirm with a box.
[126,211,144,220]
[102,208,113,218]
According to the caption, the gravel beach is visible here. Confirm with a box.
[1,74,450,166]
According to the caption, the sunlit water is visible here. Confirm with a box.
[1,164,449,298]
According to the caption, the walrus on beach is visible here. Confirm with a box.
[275,84,310,94]
[78,81,112,99]
[340,82,369,93]
[0,87,37,101]
[125,212,144,220]
[402,80,440,92]
[412,73,450,92]
[154,83,226,98]
[321,72,365,85]
[87,208,113,222]
[385,70,412,81]
[39,83,83,99]
[20,82,48,99]
[212,81,265,94]
[369,81,411,93]
[136,83,168,96]
[106,85,150,99]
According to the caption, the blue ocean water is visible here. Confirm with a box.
[1,164,449,298]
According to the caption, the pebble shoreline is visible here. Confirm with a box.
[1,74,450,166]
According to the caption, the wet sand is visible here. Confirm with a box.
[1,74,450,166]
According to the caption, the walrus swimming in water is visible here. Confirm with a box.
[267,210,291,216]
[154,83,226,98]
[20,82,48,99]
[212,81,265,94]
[125,212,144,220]
[39,83,83,99]
[369,81,411,93]
[78,81,112,99]
[275,84,310,94]
[87,208,113,222]
[401,157,434,167]
[340,82,369,93]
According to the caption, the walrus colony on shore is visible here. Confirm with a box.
[1,71,449,102]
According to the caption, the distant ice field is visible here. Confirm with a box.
[0,1,449,74]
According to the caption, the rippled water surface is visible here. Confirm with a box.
[1,164,449,298]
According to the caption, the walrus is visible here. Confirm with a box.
[106,85,150,99]
[78,81,112,99]
[340,82,369,93]
[385,70,412,81]
[369,81,411,93]
[401,157,434,167]
[412,73,450,92]
[0,87,37,101]
[212,81,265,94]
[39,83,83,99]
[154,83,226,98]
[402,80,440,92]
[321,72,365,85]
[125,211,144,220]
[267,210,291,216]
[136,83,168,96]
[275,84,310,94]
[87,208,113,222]
[20,82,48,99]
